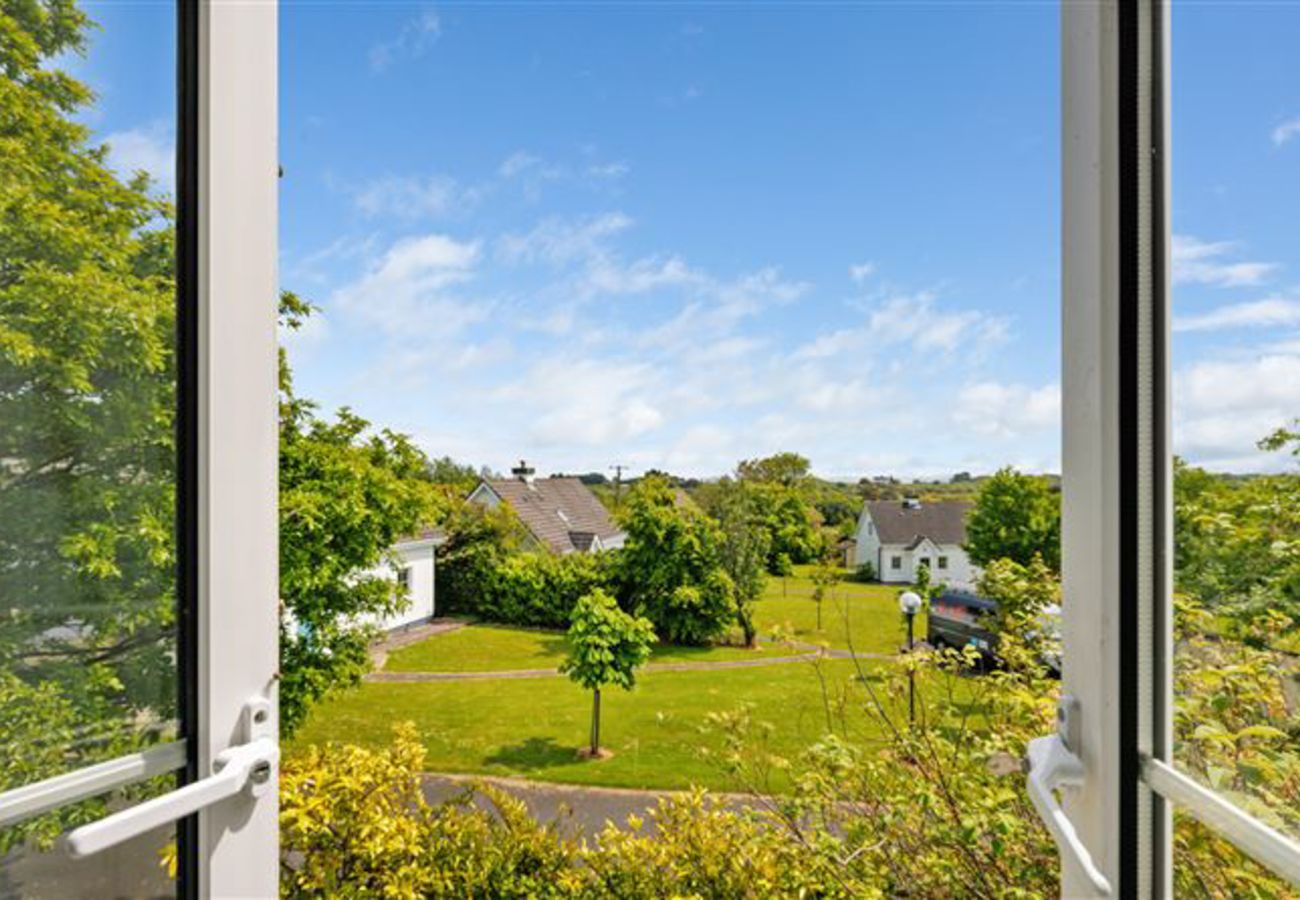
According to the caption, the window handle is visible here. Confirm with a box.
[1026,732,1112,896]
[66,697,276,859]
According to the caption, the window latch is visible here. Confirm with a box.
[66,696,277,859]
[1025,694,1112,896]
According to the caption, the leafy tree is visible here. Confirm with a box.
[616,475,736,645]
[1173,456,1300,631]
[0,0,183,843]
[713,481,770,647]
[278,323,444,734]
[559,589,655,756]
[964,467,1060,571]
[736,451,811,487]
[424,455,480,493]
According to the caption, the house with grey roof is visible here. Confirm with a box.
[851,498,977,586]
[467,461,626,554]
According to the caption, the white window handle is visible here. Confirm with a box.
[1026,733,1112,896]
[66,697,277,859]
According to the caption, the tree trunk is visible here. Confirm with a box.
[738,606,757,648]
[590,687,601,755]
[816,599,822,631]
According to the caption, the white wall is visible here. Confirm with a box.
[359,537,439,631]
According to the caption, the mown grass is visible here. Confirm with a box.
[385,624,790,674]
[290,658,901,792]
[752,567,927,654]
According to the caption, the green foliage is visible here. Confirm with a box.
[712,481,771,647]
[560,590,655,693]
[1173,600,1299,842]
[424,454,480,493]
[281,724,865,898]
[752,481,823,571]
[0,0,181,841]
[280,725,581,898]
[964,467,1061,572]
[736,451,811,487]
[851,560,877,583]
[445,546,610,630]
[1174,458,1300,631]
[810,557,838,631]
[616,475,736,645]
[278,355,444,734]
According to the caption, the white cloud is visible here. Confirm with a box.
[353,174,480,220]
[867,291,1010,354]
[496,213,634,267]
[1174,297,1300,332]
[498,151,542,179]
[951,381,1060,439]
[1272,117,1300,147]
[333,234,483,335]
[493,358,665,446]
[1174,353,1300,469]
[102,120,174,192]
[1171,235,1278,288]
[587,162,630,179]
[849,262,876,284]
[370,8,441,72]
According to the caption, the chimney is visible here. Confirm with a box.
[511,459,536,484]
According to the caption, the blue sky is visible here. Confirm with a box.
[83,2,1300,479]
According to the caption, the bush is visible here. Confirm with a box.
[441,545,611,629]
[280,725,580,898]
[281,725,865,898]
[851,561,877,583]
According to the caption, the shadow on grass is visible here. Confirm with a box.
[484,736,579,770]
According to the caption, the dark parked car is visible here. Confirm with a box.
[927,588,1061,675]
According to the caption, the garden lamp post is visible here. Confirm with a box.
[899,590,923,724]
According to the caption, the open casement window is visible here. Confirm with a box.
[1047,1,1300,896]
[0,2,279,896]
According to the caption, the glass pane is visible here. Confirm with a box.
[0,0,182,886]
[1170,0,1300,887]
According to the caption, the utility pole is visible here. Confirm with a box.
[609,463,630,509]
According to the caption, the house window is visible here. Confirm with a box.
[891,556,902,570]
[396,567,412,591]
[937,556,948,570]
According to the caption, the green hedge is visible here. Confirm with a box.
[440,549,611,629]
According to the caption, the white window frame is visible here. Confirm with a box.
[1058,2,1300,895]
[194,1,280,896]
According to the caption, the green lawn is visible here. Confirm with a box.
[385,624,790,674]
[306,571,947,793]
[753,568,926,654]
[291,658,890,792]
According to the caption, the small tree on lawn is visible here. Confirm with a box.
[810,557,837,632]
[560,589,656,757]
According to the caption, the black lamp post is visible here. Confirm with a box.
[899,590,923,725]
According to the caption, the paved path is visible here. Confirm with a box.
[421,772,769,837]
[369,651,827,682]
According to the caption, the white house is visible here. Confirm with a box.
[361,528,444,632]
[467,460,625,554]
[852,498,977,587]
